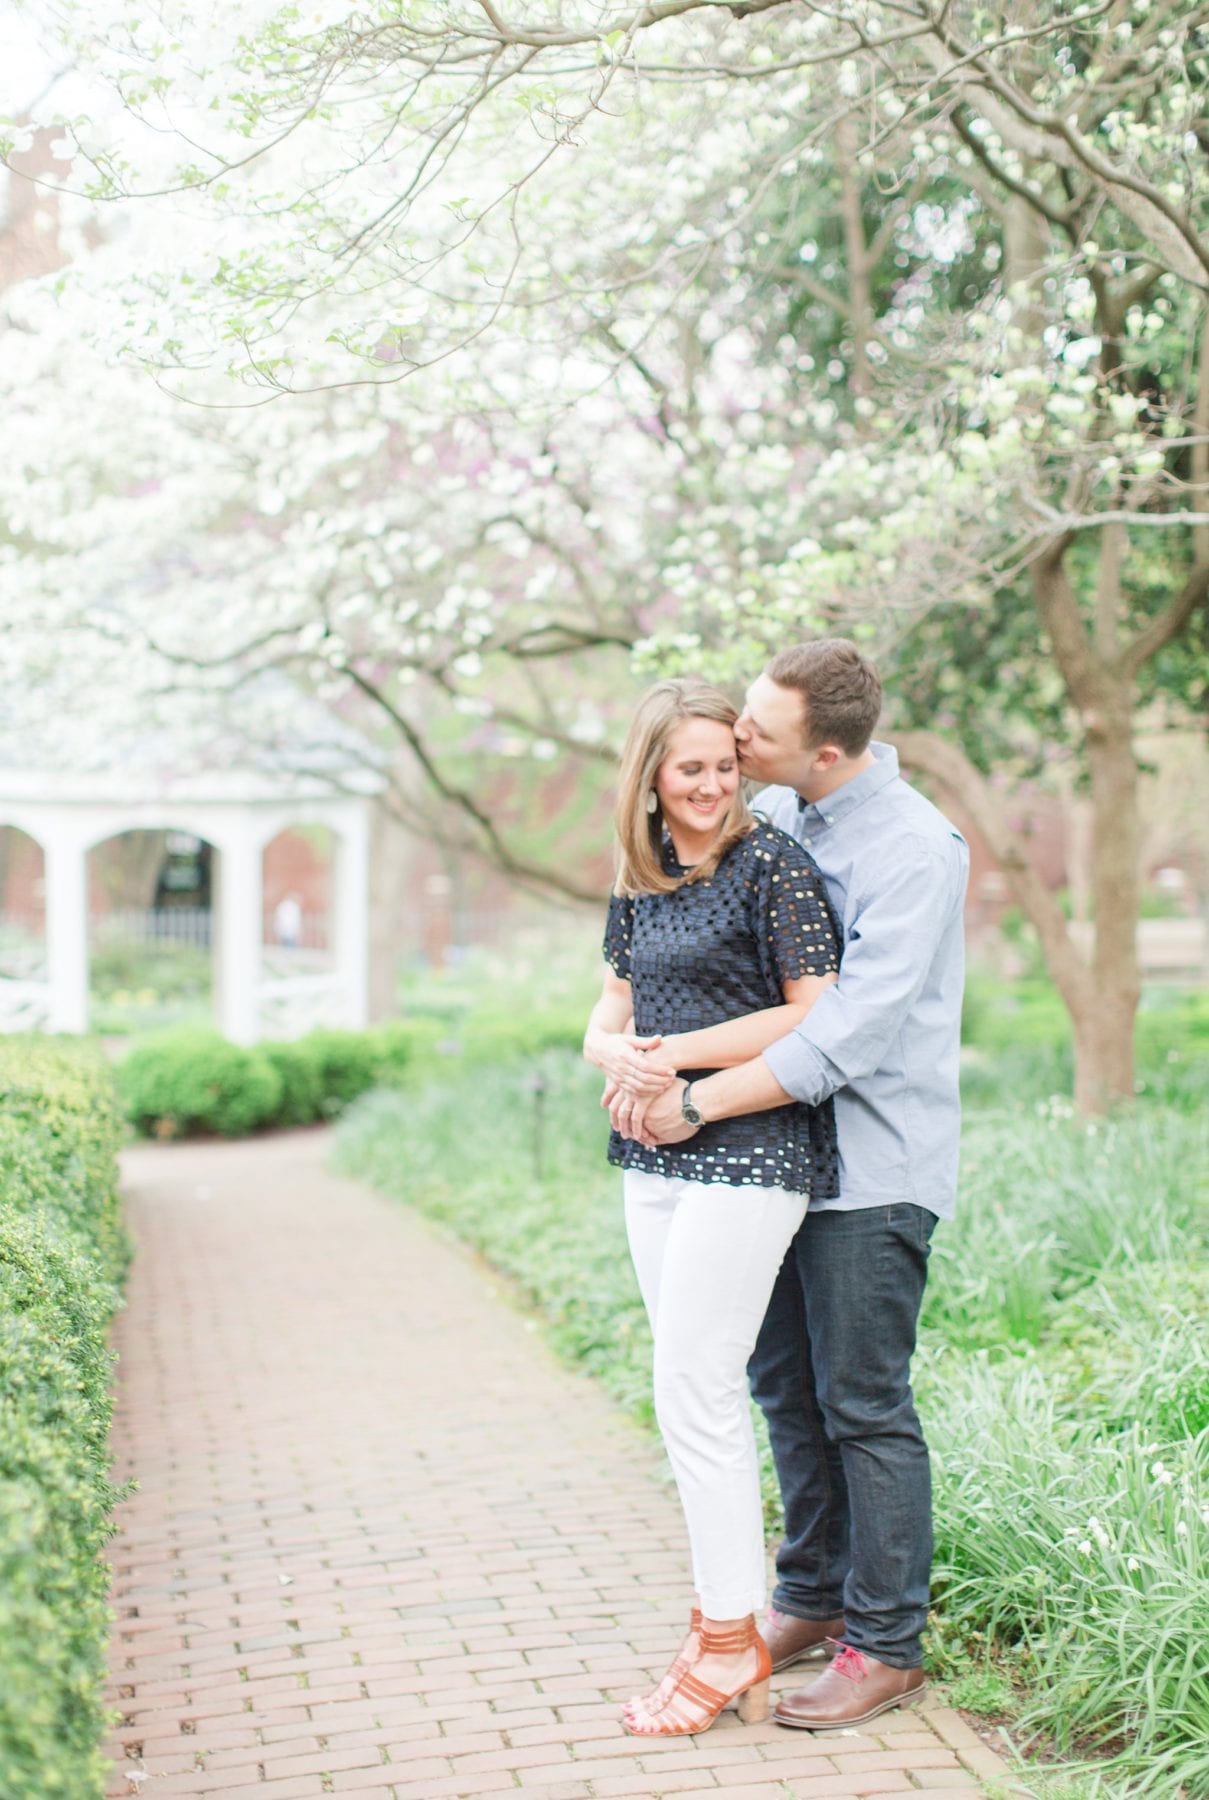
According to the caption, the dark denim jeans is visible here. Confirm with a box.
[747,1202,936,1669]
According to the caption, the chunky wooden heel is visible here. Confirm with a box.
[624,1616,772,1737]
[737,1676,770,1724]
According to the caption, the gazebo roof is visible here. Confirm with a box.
[0,674,385,808]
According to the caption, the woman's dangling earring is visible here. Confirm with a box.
[646,789,659,815]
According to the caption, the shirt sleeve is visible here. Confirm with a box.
[755,838,841,988]
[603,892,635,979]
[762,834,967,1105]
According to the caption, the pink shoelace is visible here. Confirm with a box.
[830,1644,870,1682]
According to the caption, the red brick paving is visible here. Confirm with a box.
[105,1131,1018,1799]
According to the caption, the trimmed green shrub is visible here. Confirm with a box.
[118,1021,460,1137]
[0,1037,127,1800]
[292,1028,384,1115]
[117,1027,282,1137]
[260,1037,325,1127]
[0,1047,128,1283]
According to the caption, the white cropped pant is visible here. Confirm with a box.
[624,1168,809,1620]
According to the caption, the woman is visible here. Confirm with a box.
[583,677,841,1737]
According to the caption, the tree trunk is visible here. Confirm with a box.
[1053,765,1092,928]
[91,830,168,910]
[1003,192,1049,341]
[836,115,872,403]
[1073,686,1141,1111]
[367,793,417,1021]
[1070,1003,1134,1117]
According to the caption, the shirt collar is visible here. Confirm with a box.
[796,741,899,824]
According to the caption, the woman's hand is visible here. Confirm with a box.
[587,1030,677,1095]
[609,1080,697,1148]
[607,1085,658,1147]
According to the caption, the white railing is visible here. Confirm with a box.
[256,974,351,1039]
[95,908,214,949]
[0,979,52,1032]
[90,909,334,955]
[402,905,592,966]
[1068,918,1207,980]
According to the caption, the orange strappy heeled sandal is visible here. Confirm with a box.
[623,1607,702,1724]
[623,1615,771,1737]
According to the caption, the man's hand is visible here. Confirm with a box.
[636,1080,699,1146]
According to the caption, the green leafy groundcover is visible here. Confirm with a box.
[0,1038,129,1800]
[334,1050,1209,1800]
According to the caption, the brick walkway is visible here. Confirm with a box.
[106,1131,1017,1800]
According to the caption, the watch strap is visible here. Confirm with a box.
[681,1080,705,1126]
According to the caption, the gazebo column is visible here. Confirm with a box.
[333,808,370,1030]
[44,830,89,1034]
[213,829,263,1045]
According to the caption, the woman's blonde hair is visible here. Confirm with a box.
[613,678,752,897]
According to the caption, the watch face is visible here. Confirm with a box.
[682,1098,704,1125]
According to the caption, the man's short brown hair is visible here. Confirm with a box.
[766,639,882,756]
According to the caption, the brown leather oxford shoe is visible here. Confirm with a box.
[774,1643,927,1729]
[761,1608,846,1673]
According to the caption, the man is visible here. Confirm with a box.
[626,639,968,1731]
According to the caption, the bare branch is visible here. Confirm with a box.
[1193,304,1209,569]
[1118,557,1209,677]
[1026,507,1209,530]
[761,268,851,320]
[444,696,614,764]
[341,661,605,900]
[949,107,1074,233]
[1029,534,1108,716]
[494,621,635,657]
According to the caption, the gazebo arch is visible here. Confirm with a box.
[0,823,49,1031]
[0,770,379,1044]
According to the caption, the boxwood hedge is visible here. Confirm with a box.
[117,1017,447,1138]
[0,1038,128,1800]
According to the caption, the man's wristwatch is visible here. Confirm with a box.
[681,1081,706,1127]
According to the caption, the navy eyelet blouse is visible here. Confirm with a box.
[604,821,842,1196]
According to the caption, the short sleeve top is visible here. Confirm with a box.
[604,821,841,1196]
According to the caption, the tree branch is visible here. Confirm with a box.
[494,622,635,657]
[1028,534,1107,714]
[950,106,1074,233]
[1118,557,1209,677]
[1193,304,1209,570]
[425,665,617,763]
[340,662,604,901]
[929,28,1209,283]
[1026,507,1209,530]
[758,264,851,319]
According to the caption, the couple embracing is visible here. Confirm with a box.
[584,639,969,1738]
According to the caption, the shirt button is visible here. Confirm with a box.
[825,814,835,824]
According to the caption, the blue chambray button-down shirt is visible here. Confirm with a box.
[754,743,969,1219]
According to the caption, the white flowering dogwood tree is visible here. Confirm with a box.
[4,0,1207,1106]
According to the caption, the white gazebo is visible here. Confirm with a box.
[0,695,383,1044]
